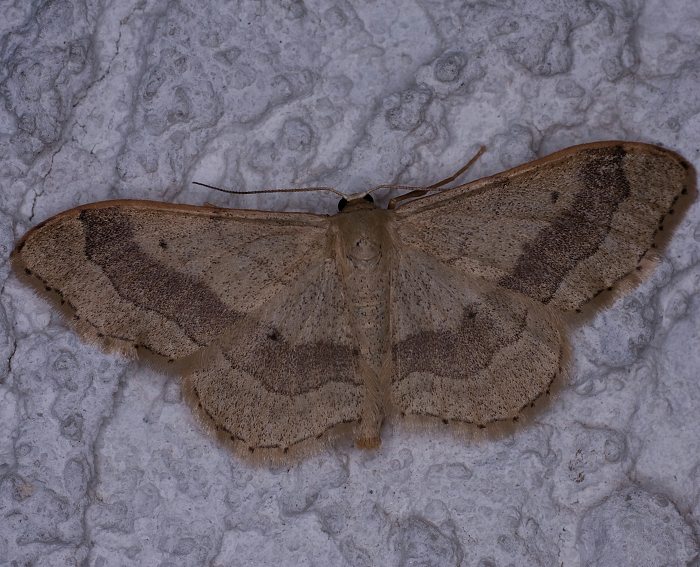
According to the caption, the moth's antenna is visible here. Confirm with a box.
[366,183,425,196]
[192,181,346,199]
[386,145,487,209]
[425,145,486,190]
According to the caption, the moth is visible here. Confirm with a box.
[11,141,695,462]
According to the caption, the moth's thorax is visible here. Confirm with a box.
[333,208,392,275]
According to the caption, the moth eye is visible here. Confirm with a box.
[338,198,348,211]
[363,194,374,203]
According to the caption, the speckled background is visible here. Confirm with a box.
[1,1,699,566]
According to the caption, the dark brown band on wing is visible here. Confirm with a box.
[498,145,631,303]
[392,302,527,383]
[80,207,239,347]
[222,326,361,395]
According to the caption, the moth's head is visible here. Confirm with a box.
[337,192,376,212]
